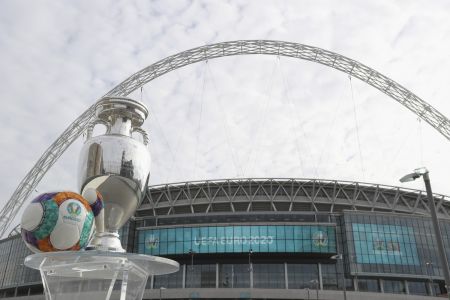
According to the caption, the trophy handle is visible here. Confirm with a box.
[86,120,111,141]
[132,127,149,145]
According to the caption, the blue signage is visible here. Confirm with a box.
[138,225,336,255]
[352,223,420,266]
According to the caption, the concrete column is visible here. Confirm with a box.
[250,263,253,288]
[182,264,186,288]
[150,275,154,289]
[404,280,409,295]
[428,281,434,296]
[216,263,219,288]
[284,262,288,289]
[379,278,384,293]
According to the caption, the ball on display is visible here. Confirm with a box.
[21,191,95,253]
[82,188,104,217]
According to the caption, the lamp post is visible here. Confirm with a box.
[400,167,450,299]
[248,248,253,272]
[188,249,195,288]
[331,254,347,300]
[426,262,435,296]
[352,254,358,291]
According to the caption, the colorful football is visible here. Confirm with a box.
[21,191,95,253]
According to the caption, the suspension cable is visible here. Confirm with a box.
[162,64,207,182]
[349,76,366,180]
[277,57,307,177]
[418,117,424,166]
[205,62,243,178]
[382,120,414,179]
[141,87,181,181]
[193,62,208,179]
[316,78,346,174]
[246,58,278,176]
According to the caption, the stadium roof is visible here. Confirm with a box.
[138,178,450,218]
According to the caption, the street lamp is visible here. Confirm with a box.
[351,254,358,291]
[331,254,347,300]
[400,167,450,299]
[188,249,195,270]
[248,248,253,272]
[426,262,435,296]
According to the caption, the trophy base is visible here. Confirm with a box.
[24,251,179,300]
[87,231,126,253]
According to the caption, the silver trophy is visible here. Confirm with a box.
[78,96,151,252]
[24,96,178,300]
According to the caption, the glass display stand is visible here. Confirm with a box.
[24,251,179,300]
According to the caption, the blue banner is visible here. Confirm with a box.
[352,223,420,266]
[138,225,336,255]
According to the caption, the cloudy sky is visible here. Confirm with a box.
[2,0,450,231]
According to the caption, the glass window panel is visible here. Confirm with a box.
[408,281,427,296]
[159,240,168,255]
[285,226,294,240]
[154,264,184,289]
[186,264,216,288]
[175,242,183,254]
[276,239,286,252]
[234,226,242,238]
[242,226,250,237]
[357,279,379,292]
[276,226,285,239]
[286,240,295,252]
[321,264,338,290]
[219,264,250,288]
[259,225,267,236]
[253,264,284,289]
[219,264,233,288]
[167,228,176,241]
[287,263,318,289]
[233,264,251,288]
[184,227,192,242]
[200,227,209,239]
[175,228,184,242]
[383,279,406,294]
[268,226,276,237]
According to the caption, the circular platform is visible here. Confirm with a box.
[24,250,179,279]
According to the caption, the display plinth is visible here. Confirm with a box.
[24,251,179,300]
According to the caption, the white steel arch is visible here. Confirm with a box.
[2,40,450,237]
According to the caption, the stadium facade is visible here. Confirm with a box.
[2,178,450,299]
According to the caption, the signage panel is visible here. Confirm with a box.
[352,223,420,266]
[138,225,336,255]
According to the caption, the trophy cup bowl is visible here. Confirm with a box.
[78,96,151,252]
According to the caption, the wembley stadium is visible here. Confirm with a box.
[3,40,450,300]
[1,178,450,299]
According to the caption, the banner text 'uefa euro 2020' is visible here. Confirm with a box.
[138,225,336,255]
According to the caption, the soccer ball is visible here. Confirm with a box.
[21,191,95,253]
[81,188,104,217]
